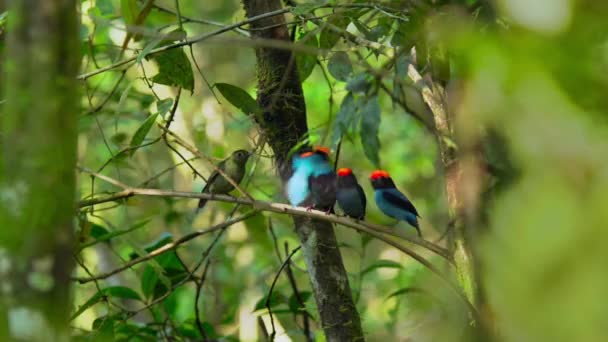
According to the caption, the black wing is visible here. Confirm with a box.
[308,172,337,210]
[356,184,367,214]
[197,160,225,211]
[381,190,420,217]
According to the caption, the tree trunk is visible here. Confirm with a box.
[0,0,80,339]
[241,1,364,341]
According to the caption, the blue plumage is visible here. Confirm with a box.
[286,149,336,210]
[370,170,421,237]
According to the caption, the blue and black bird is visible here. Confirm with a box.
[286,147,336,212]
[370,170,421,237]
[336,168,366,220]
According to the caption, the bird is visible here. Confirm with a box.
[286,147,336,212]
[369,170,422,237]
[336,167,366,220]
[197,149,251,212]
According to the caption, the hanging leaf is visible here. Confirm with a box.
[129,112,158,155]
[359,95,381,167]
[330,93,357,149]
[156,98,174,117]
[346,73,371,93]
[319,14,350,49]
[215,83,261,115]
[361,259,403,277]
[328,51,353,82]
[148,48,194,92]
[296,31,319,82]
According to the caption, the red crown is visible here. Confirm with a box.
[300,151,314,158]
[370,170,390,180]
[314,146,330,155]
[337,168,353,177]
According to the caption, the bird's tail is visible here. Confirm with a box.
[196,198,208,213]
[408,216,423,238]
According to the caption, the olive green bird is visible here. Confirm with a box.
[197,149,251,212]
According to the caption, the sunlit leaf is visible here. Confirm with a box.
[156,98,174,117]
[129,112,159,155]
[215,83,261,115]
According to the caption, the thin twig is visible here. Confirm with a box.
[194,259,211,341]
[266,246,302,341]
[78,8,294,80]
[72,211,259,283]
[284,242,312,342]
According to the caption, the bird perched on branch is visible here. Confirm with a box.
[370,170,421,237]
[286,147,336,212]
[336,167,366,220]
[197,149,251,212]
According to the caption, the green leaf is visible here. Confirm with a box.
[296,31,318,82]
[129,112,159,155]
[392,18,419,50]
[328,51,353,82]
[156,98,174,117]
[288,291,312,313]
[140,233,188,299]
[361,259,402,277]
[79,219,151,251]
[385,287,426,300]
[149,48,194,92]
[359,95,381,167]
[291,4,317,16]
[71,286,142,320]
[136,37,163,63]
[215,83,260,115]
[346,73,371,93]
[253,292,287,312]
[120,0,138,25]
[331,92,357,149]
[97,0,115,17]
[319,14,350,49]
[89,223,110,239]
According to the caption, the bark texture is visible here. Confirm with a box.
[241,1,365,340]
[0,0,79,339]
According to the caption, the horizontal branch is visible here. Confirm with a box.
[78,187,450,261]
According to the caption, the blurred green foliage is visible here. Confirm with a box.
[68,0,608,341]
